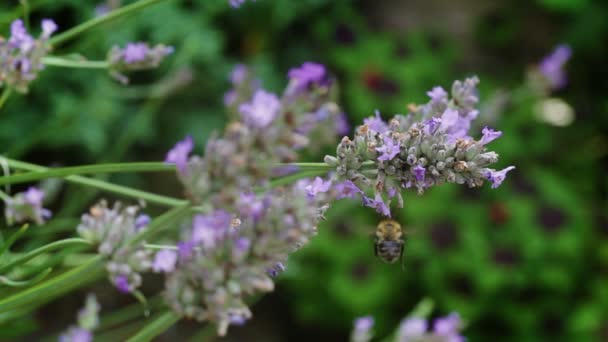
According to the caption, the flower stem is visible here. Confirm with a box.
[49,0,173,47]
[143,244,178,250]
[127,204,191,246]
[278,162,334,171]
[0,161,175,186]
[42,56,109,69]
[0,88,13,110]
[269,170,329,188]
[0,238,91,275]
[125,310,180,342]
[2,158,186,207]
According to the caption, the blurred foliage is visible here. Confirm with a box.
[0,0,607,341]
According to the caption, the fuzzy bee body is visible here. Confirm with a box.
[374,219,404,264]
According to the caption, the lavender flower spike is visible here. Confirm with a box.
[539,44,572,90]
[485,166,516,189]
[165,135,193,174]
[350,316,374,342]
[107,42,174,84]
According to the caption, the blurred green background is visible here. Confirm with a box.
[1,0,607,341]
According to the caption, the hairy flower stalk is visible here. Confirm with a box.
[59,294,100,342]
[325,77,515,217]
[107,42,174,84]
[77,201,153,294]
[3,187,52,225]
[0,19,57,93]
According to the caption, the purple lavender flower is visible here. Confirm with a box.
[153,249,178,273]
[485,166,516,189]
[539,44,572,90]
[229,0,247,7]
[123,42,149,63]
[107,42,174,83]
[398,317,427,340]
[336,112,351,136]
[363,193,391,217]
[237,192,266,220]
[134,214,151,230]
[376,136,401,162]
[266,262,286,278]
[239,90,281,128]
[427,86,448,101]
[177,241,195,261]
[304,177,332,198]
[433,313,463,337]
[363,110,389,133]
[355,316,374,331]
[288,62,326,89]
[41,19,58,39]
[350,316,374,342]
[114,275,131,293]
[4,186,51,225]
[334,180,362,199]
[230,64,248,84]
[165,135,193,173]
[59,327,92,342]
[479,126,502,145]
[191,211,232,248]
[412,165,426,182]
[232,237,251,261]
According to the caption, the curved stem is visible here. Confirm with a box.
[0,267,52,287]
[49,0,173,47]
[126,310,180,342]
[2,158,186,207]
[0,161,175,186]
[0,238,91,275]
[42,56,109,69]
[0,88,13,110]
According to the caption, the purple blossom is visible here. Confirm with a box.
[479,126,502,145]
[9,19,33,50]
[59,327,92,342]
[334,180,362,199]
[433,313,464,342]
[336,112,351,136]
[134,214,150,230]
[354,316,374,332]
[177,241,195,261]
[363,193,391,217]
[153,249,178,273]
[23,187,44,206]
[266,262,286,278]
[114,275,131,293]
[539,44,572,90]
[304,177,332,198]
[239,90,281,128]
[41,19,57,38]
[424,117,442,134]
[363,110,389,133]
[485,166,515,189]
[165,135,193,173]
[288,62,325,89]
[230,64,248,85]
[398,317,427,340]
[237,192,266,220]
[412,165,426,182]
[191,211,232,248]
[123,42,149,63]
[376,136,401,162]
[229,0,248,7]
[232,237,251,260]
[427,86,447,101]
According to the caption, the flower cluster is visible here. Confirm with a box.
[76,201,153,294]
[0,19,57,93]
[397,313,464,342]
[59,294,100,342]
[107,42,174,84]
[167,62,344,205]
[350,316,374,342]
[3,187,52,225]
[325,77,515,217]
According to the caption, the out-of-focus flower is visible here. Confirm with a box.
[107,42,173,84]
[0,19,57,93]
[350,316,374,342]
[165,135,193,174]
[239,90,281,128]
[4,187,52,225]
[59,294,100,342]
[538,44,572,90]
[396,313,464,342]
[153,249,178,273]
[288,62,326,90]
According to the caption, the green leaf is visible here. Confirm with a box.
[125,310,180,342]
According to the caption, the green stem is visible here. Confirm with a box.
[2,158,186,207]
[42,56,109,69]
[0,161,175,186]
[0,88,12,110]
[49,0,173,47]
[127,204,191,246]
[143,244,177,250]
[0,238,91,275]
[0,267,51,287]
[269,170,329,188]
[0,256,104,313]
[98,295,164,331]
[126,310,180,342]
[279,162,334,171]
[0,224,29,257]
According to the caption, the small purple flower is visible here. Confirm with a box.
[230,64,248,85]
[239,90,281,128]
[288,62,325,89]
[434,313,464,341]
[229,0,247,7]
[412,165,426,182]
[41,19,57,38]
[334,180,362,199]
[304,177,332,198]
[266,262,286,278]
[336,112,351,136]
[424,117,442,134]
[485,166,515,189]
[398,317,427,340]
[539,44,572,90]
[59,327,92,342]
[123,42,149,63]
[238,192,266,220]
[354,316,374,332]
[439,108,459,132]
[134,214,151,230]
[364,110,389,133]
[114,275,131,294]
[152,249,178,273]
[363,193,391,217]
[427,86,447,101]
[233,237,251,260]
[177,241,195,261]
[23,187,44,206]
[376,136,401,162]
[165,135,193,173]
[191,211,232,248]
[480,126,502,145]
[9,19,33,50]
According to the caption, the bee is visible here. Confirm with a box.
[374,219,405,264]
